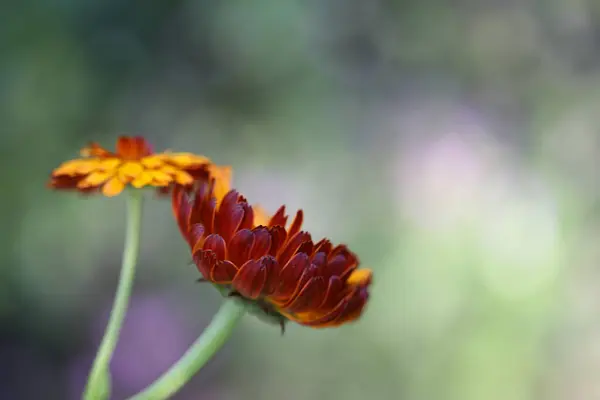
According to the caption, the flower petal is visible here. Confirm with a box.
[102,177,126,197]
[277,231,312,267]
[272,252,309,301]
[287,210,304,240]
[280,264,318,308]
[140,155,164,169]
[193,250,217,280]
[131,171,153,188]
[172,170,194,185]
[303,287,369,327]
[116,136,153,159]
[250,227,271,259]
[216,192,245,243]
[201,234,226,261]
[166,153,210,168]
[228,229,255,267]
[232,260,264,299]
[188,224,206,250]
[149,170,173,186]
[77,171,112,188]
[269,206,288,228]
[267,226,287,257]
[97,158,121,172]
[172,186,192,239]
[285,276,327,313]
[346,268,372,286]
[210,260,238,284]
[118,162,144,182]
[317,276,345,310]
[53,159,99,176]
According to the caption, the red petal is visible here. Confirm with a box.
[260,256,280,296]
[312,239,332,255]
[268,226,287,256]
[232,259,267,299]
[329,245,359,266]
[210,260,238,284]
[325,253,357,280]
[250,227,271,259]
[202,234,226,261]
[187,185,216,235]
[310,251,328,274]
[228,229,255,267]
[238,203,254,230]
[116,136,153,159]
[216,190,238,218]
[280,264,318,308]
[172,186,192,240]
[200,198,216,235]
[296,240,313,256]
[215,190,245,243]
[269,205,287,227]
[285,276,327,313]
[306,287,369,327]
[194,180,213,206]
[287,210,303,239]
[272,252,309,301]
[189,224,206,253]
[331,287,369,326]
[301,292,351,327]
[317,276,345,310]
[193,250,217,280]
[277,231,311,267]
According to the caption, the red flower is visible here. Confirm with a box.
[172,181,372,332]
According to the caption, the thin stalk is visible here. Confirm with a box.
[127,300,246,400]
[84,190,144,400]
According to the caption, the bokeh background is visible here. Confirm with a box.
[2,1,600,399]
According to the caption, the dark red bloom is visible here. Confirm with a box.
[172,181,372,331]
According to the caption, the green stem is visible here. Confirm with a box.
[84,190,144,400]
[127,300,246,400]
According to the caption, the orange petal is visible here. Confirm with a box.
[102,177,126,197]
[77,171,113,188]
[118,161,144,182]
[97,158,121,171]
[131,171,153,188]
[148,170,173,186]
[165,153,210,168]
[53,159,98,176]
[173,170,194,185]
[140,155,164,169]
[160,164,178,175]
[346,269,372,286]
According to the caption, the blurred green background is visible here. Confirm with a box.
[2,1,600,399]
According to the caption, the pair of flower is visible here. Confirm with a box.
[49,136,372,331]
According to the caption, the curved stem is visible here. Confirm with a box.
[84,190,144,400]
[127,300,246,400]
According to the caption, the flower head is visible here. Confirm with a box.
[49,136,231,198]
[172,181,372,332]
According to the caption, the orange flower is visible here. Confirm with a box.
[49,136,231,198]
[172,181,372,332]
